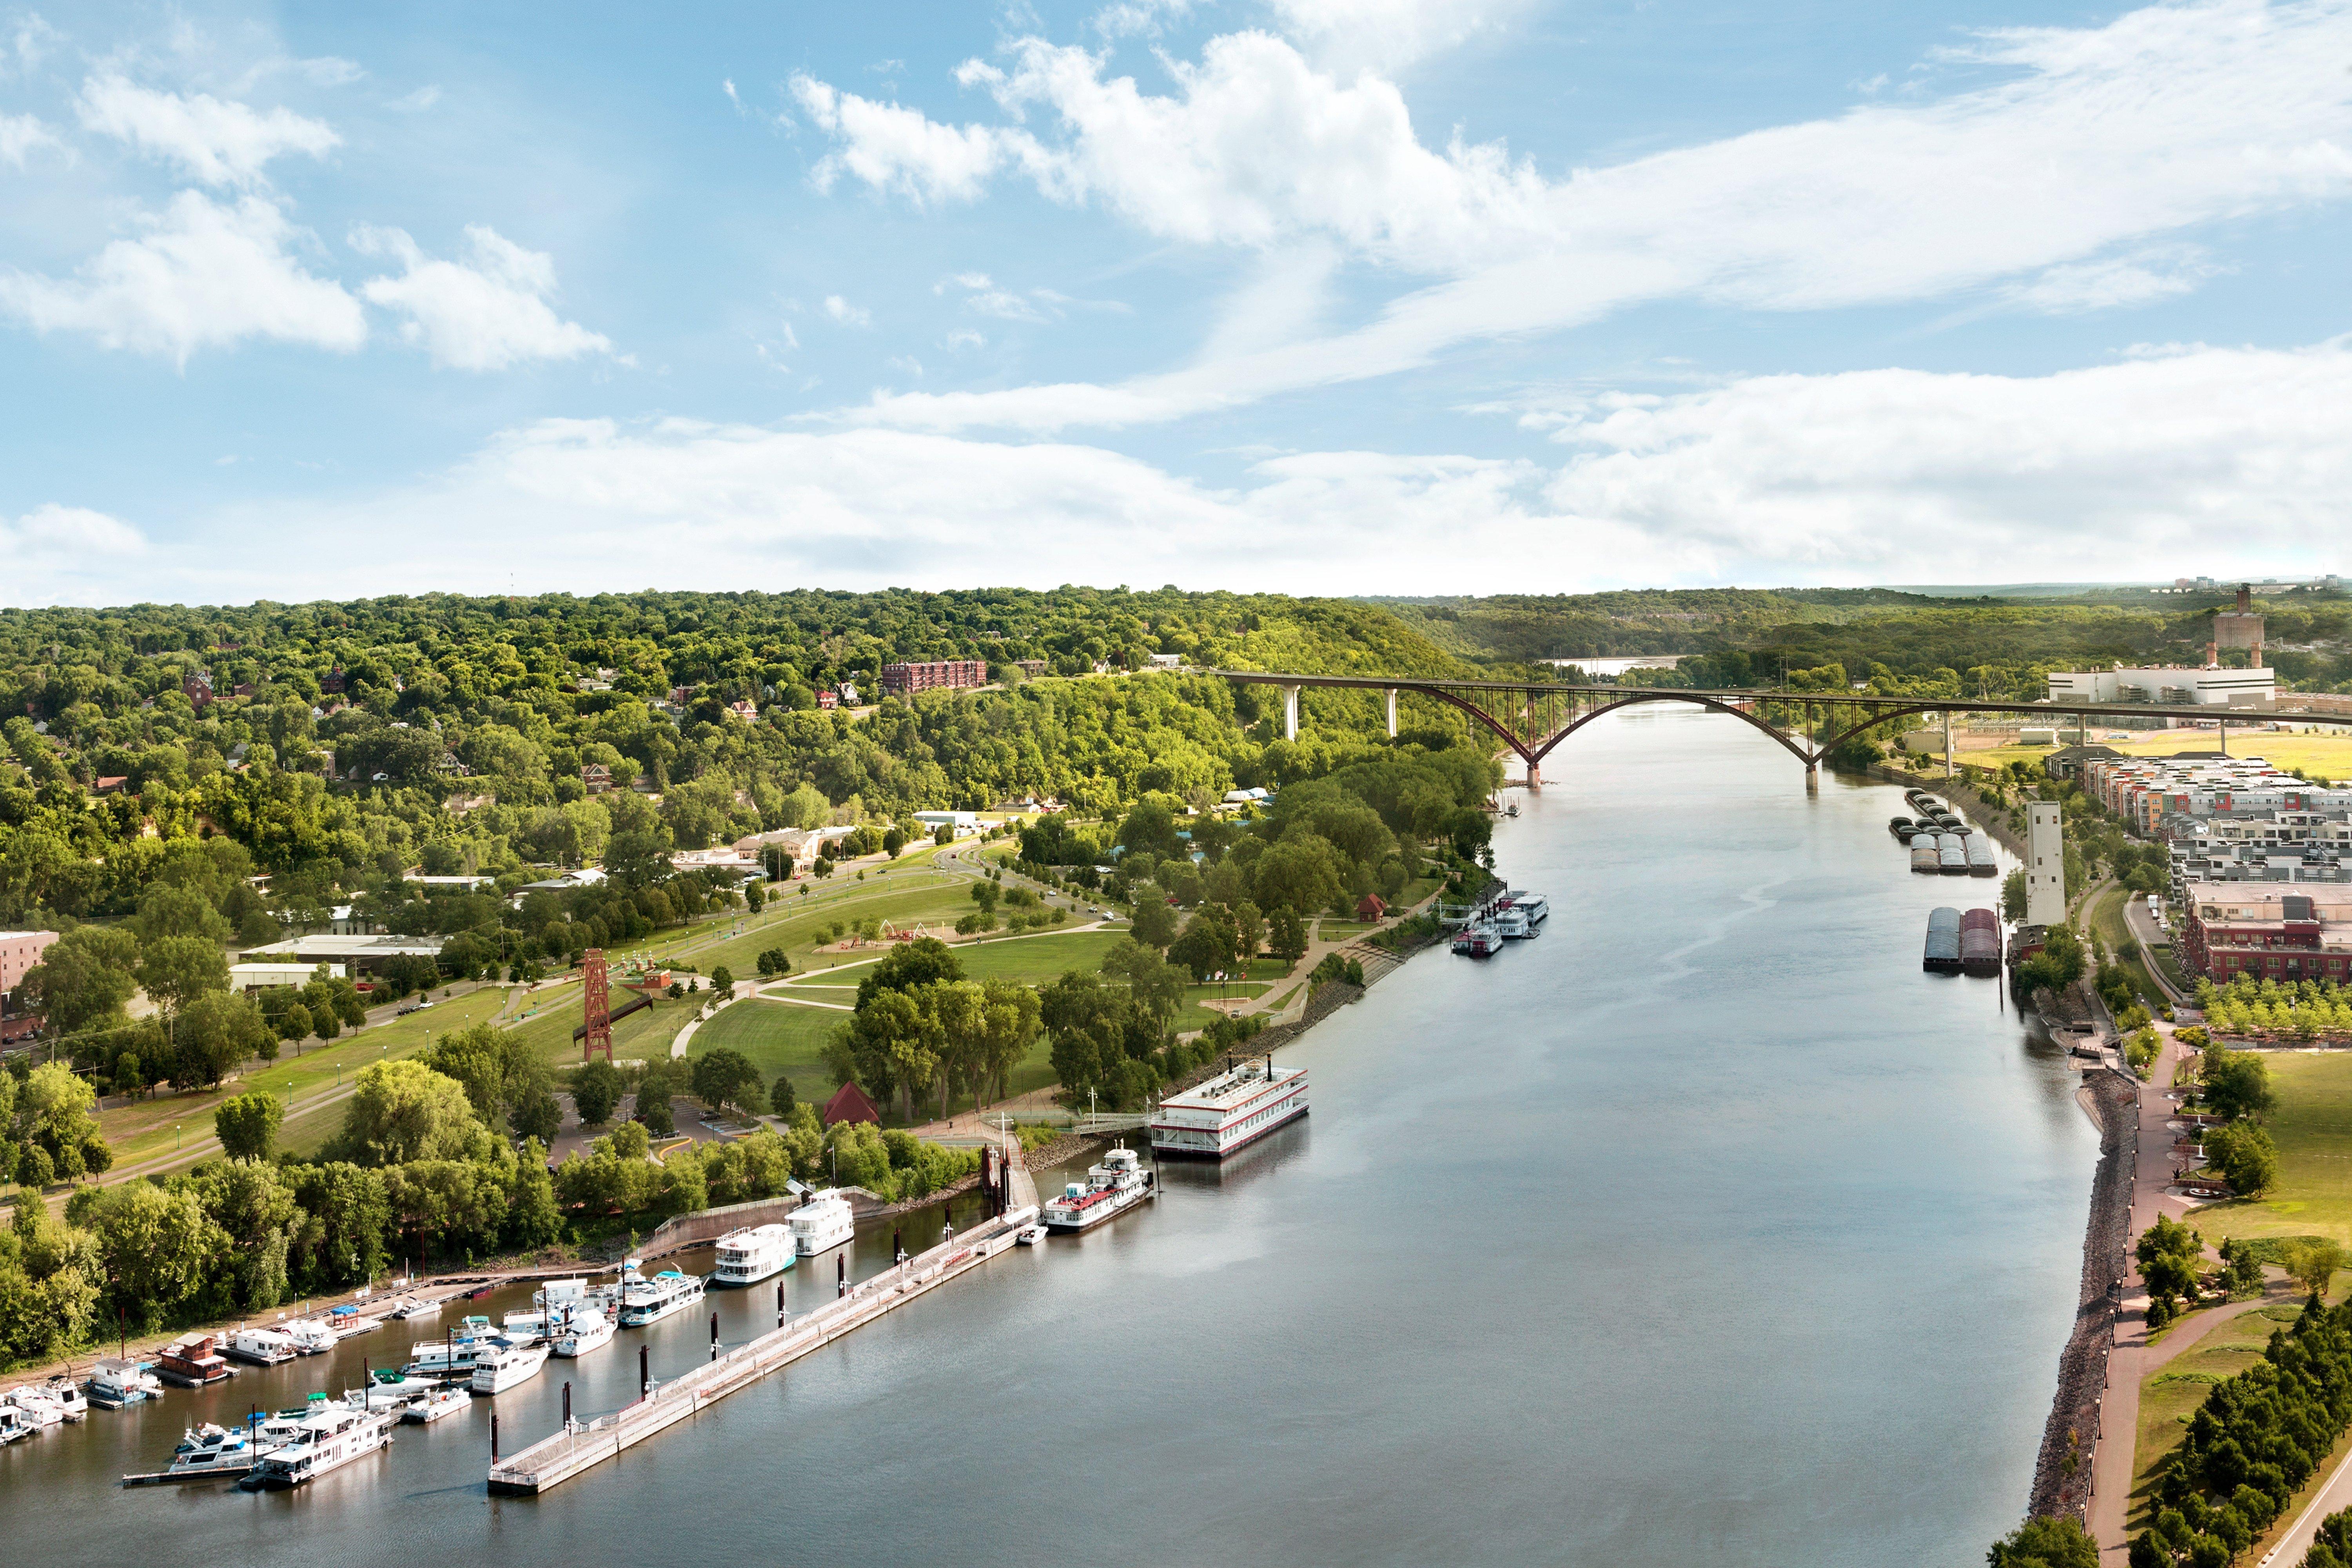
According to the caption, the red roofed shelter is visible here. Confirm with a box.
[822,1082,882,1127]
[1355,893,1388,921]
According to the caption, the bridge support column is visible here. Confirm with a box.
[1282,684,1300,742]
[1526,762,1541,789]
[1806,763,1819,795]
[1943,710,1953,779]
[1385,688,1397,739]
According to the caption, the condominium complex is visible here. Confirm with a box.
[879,659,988,697]
[2180,883,2352,983]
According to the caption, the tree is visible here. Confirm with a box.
[2205,1122,2278,1198]
[2280,1237,2346,1299]
[16,1062,104,1171]
[570,1057,624,1127]
[1233,900,1265,963]
[2136,1214,2204,1323]
[338,1060,494,1166]
[1986,1514,2098,1568]
[691,1047,765,1115]
[756,947,790,979]
[604,828,675,891]
[214,1091,284,1163]
[173,990,270,1087]
[975,978,1042,1103]
[970,879,999,913]
[1102,937,1187,1033]
[18,925,140,1037]
[136,935,230,1016]
[933,824,953,846]
[882,827,907,858]
[2001,867,2027,923]
[1269,907,1308,963]
[2017,925,2087,996]
[634,1062,679,1137]
[91,1182,220,1326]
[836,988,942,1119]
[770,1073,797,1118]
[2203,1045,2276,1122]
[855,936,964,1009]
[1129,890,1179,948]
[709,964,735,997]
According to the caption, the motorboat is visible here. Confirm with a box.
[87,1359,163,1410]
[242,1404,396,1488]
[387,1296,443,1321]
[42,1377,87,1421]
[789,1193,857,1257]
[1,1385,65,1430]
[403,1385,470,1423]
[1014,1224,1049,1246]
[224,1327,299,1367]
[711,1223,797,1285]
[147,1423,267,1482]
[0,1405,30,1445]
[617,1265,706,1328]
[283,1318,337,1356]
[549,1306,615,1359]
[347,1374,434,1415]
[468,1337,550,1395]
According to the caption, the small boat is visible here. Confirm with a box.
[468,1337,550,1395]
[1042,1145,1156,1233]
[403,1386,470,1423]
[0,1405,30,1445]
[789,1193,857,1258]
[241,1404,396,1489]
[1014,1224,1049,1247]
[549,1307,615,1359]
[87,1359,163,1410]
[0,1385,64,1430]
[711,1223,797,1285]
[224,1327,299,1367]
[155,1334,235,1387]
[402,1336,491,1381]
[130,1423,269,1484]
[617,1265,706,1328]
[387,1296,443,1321]
[282,1318,337,1356]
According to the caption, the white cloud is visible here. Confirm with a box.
[944,327,985,350]
[0,505,148,606]
[1093,0,1197,40]
[0,191,365,361]
[354,224,615,371]
[1998,250,2221,314]
[823,293,871,327]
[722,78,741,112]
[886,354,924,377]
[295,56,364,86]
[801,0,2352,431]
[967,288,1049,321]
[77,73,340,187]
[0,111,60,166]
[1265,0,1533,74]
[789,71,1055,205]
[389,85,440,112]
[7,13,62,74]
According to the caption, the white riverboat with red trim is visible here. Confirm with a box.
[1148,1055,1308,1160]
[1040,1145,1156,1233]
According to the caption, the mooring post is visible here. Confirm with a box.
[776,1282,786,1328]
[639,1343,650,1399]
[837,1253,847,1298]
[491,1411,499,1463]
[562,1380,571,1426]
[710,1310,719,1362]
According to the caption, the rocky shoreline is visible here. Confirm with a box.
[2028,1068,2138,1521]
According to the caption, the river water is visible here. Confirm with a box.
[9,708,2095,1566]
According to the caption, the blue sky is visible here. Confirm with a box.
[3,0,2349,606]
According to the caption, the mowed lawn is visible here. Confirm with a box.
[688,997,1061,1121]
[2188,1052,2352,1250]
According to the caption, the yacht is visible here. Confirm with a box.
[549,1306,615,1359]
[387,1296,442,1321]
[403,1385,470,1423]
[243,1403,397,1489]
[468,1337,551,1396]
[711,1223,797,1285]
[42,1377,87,1421]
[0,1404,31,1445]
[617,1265,707,1328]
[789,1193,857,1257]
[401,1336,491,1382]
[149,1423,268,1482]
[283,1318,338,1356]
[1041,1145,1157,1234]
[225,1327,299,1367]
[1,1385,64,1430]
[349,1375,434,1415]
[87,1359,163,1410]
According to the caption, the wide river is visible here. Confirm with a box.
[10,708,2096,1565]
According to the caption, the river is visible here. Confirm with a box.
[7,707,2096,1565]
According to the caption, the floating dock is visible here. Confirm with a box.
[486,1200,1038,1496]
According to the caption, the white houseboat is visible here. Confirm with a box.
[468,1337,550,1395]
[711,1223,797,1285]
[1149,1056,1310,1161]
[616,1263,706,1328]
[223,1327,299,1367]
[401,1336,491,1381]
[789,1192,857,1257]
[87,1359,163,1410]
[1040,1145,1156,1233]
[143,1423,267,1482]
[549,1306,615,1358]
[243,1404,396,1489]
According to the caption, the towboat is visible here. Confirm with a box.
[789,1193,857,1257]
[224,1327,299,1367]
[1041,1145,1157,1234]
[549,1306,615,1358]
[87,1359,163,1410]
[468,1337,550,1395]
[711,1223,797,1285]
[242,1403,396,1489]
[617,1265,706,1328]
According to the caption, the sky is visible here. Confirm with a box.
[2,0,2349,608]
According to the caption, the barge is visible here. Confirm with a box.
[1924,907,1963,973]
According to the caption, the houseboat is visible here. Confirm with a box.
[1040,1145,1157,1233]
[155,1335,234,1387]
[401,1336,491,1382]
[243,1404,397,1489]
[134,1423,267,1483]
[224,1327,299,1367]
[282,1318,337,1356]
[789,1192,857,1257]
[616,1264,706,1327]
[468,1337,550,1395]
[711,1223,797,1285]
[87,1359,163,1410]
[1150,1056,1309,1161]
[549,1306,615,1358]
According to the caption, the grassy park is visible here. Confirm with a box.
[2188,1052,2352,1254]
[2131,1302,2307,1526]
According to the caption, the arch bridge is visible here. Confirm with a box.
[1207,670,2352,790]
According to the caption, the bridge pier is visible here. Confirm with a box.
[1806,763,1819,795]
[1282,684,1300,742]
[1385,687,1397,739]
[1525,762,1541,789]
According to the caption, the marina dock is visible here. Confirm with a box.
[486,1203,1039,1495]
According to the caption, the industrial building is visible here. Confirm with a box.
[2045,665,2275,707]
[240,933,444,976]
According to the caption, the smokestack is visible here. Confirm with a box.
[2207,641,2218,668]
[2254,635,2264,669]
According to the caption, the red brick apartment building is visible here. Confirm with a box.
[879,659,987,697]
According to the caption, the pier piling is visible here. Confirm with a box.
[639,1345,649,1399]
[562,1382,570,1425]
[710,1312,719,1362]
[775,1283,785,1328]
[491,1413,499,1463]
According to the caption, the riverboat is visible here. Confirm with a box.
[789,1192,857,1257]
[617,1264,707,1327]
[154,1334,234,1388]
[711,1223,797,1285]
[1150,1056,1309,1160]
[224,1327,299,1367]
[1513,891,1550,926]
[1041,1145,1157,1233]
[87,1358,163,1410]
[1923,907,1963,973]
[1451,923,1502,957]
[242,1403,397,1489]
[549,1306,615,1358]
[1494,907,1531,939]
[468,1337,550,1395]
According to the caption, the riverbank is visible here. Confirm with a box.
[2030,1067,2138,1522]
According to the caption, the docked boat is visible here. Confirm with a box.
[349,1374,435,1414]
[1924,907,1963,973]
[1888,816,1915,838]
[1,1385,65,1430]
[1513,891,1550,926]
[711,1223,797,1285]
[283,1318,337,1356]
[41,1377,87,1421]
[1909,839,1940,874]
[404,1385,470,1423]
[243,1404,396,1489]
[1494,907,1531,939]
[1961,908,2002,976]
[1965,836,1998,877]
[499,1310,552,1344]
[548,1306,615,1358]
[1041,1145,1157,1233]
[617,1264,706,1327]
[1150,1055,1309,1160]
[468,1337,550,1395]
[387,1296,442,1321]
[789,1193,857,1257]
[155,1334,234,1388]
[141,1423,268,1483]
[1936,832,1968,875]
[402,1336,491,1382]
[1450,922,1502,957]
[224,1327,299,1367]
[0,1404,31,1445]
[1014,1223,1049,1246]
[87,1359,163,1410]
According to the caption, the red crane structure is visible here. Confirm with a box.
[578,948,614,1063]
